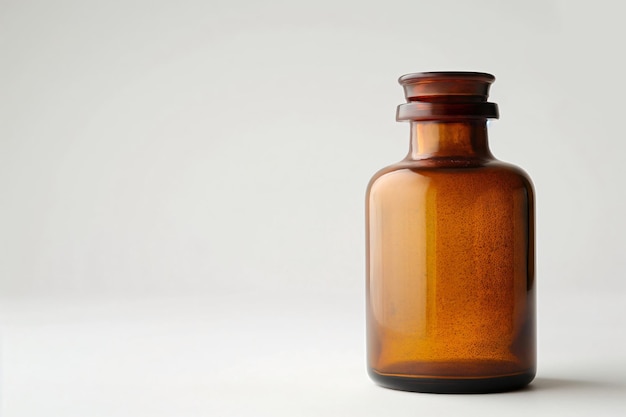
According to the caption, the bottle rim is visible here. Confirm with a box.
[397,71,499,121]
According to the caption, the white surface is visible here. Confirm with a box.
[1,0,626,415]
[1,291,625,416]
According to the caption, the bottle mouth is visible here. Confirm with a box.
[400,71,495,83]
[397,71,499,121]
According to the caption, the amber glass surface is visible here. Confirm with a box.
[366,73,535,394]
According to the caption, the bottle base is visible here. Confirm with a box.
[368,368,535,394]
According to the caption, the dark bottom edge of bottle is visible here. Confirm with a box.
[368,368,536,394]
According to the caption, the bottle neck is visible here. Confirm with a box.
[407,120,493,161]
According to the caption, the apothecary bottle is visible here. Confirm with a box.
[366,72,536,393]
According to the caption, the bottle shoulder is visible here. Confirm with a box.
[367,158,534,195]
[486,160,535,194]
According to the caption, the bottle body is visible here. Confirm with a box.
[366,156,535,393]
[366,72,535,393]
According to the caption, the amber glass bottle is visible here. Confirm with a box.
[366,72,535,393]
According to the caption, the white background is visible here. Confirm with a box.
[1,0,625,416]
